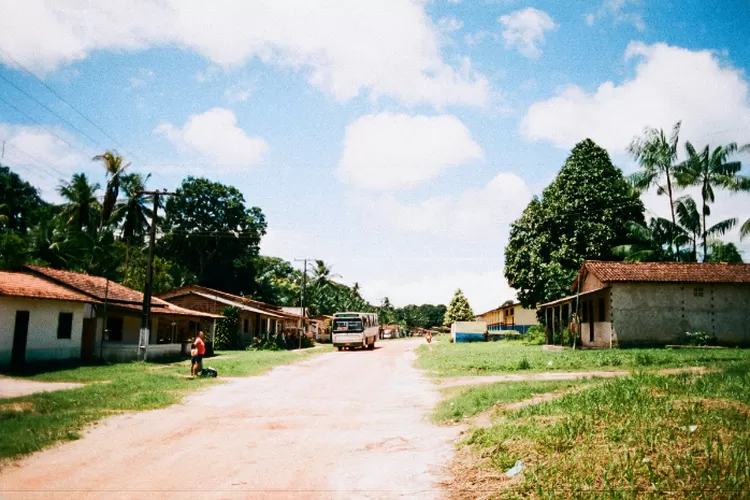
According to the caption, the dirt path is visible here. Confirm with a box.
[0,339,459,500]
[0,376,84,398]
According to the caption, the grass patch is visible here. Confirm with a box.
[456,363,750,498]
[417,341,750,377]
[433,379,594,424]
[0,346,331,461]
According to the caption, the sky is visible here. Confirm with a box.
[1,0,749,313]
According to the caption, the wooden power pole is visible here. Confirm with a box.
[138,189,178,361]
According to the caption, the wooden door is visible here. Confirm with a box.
[11,311,30,371]
[81,318,97,360]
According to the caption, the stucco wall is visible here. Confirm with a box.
[611,283,750,346]
[0,297,85,368]
[514,307,538,326]
[578,289,613,348]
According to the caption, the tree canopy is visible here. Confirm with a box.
[444,289,475,326]
[505,139,645,307]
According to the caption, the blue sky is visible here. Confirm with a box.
[1,0,749,312]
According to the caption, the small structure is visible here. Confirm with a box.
[0,270,90,370]
[451,321,487,343]
[539,260,750,348]
[476,302,537,334]
[157,286,300,344]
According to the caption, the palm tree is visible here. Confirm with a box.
[58,173,101,232]
[674,142,747,260]
[674,195,737,262]
[93,151,129,229]
[111,173,152,244]
[612,218,678,262]
[627,122,681,257]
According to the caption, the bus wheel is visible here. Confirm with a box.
[337,346,342,351]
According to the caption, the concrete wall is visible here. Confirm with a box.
[611,283,750,346]
[0,297,85,369]
[579,289,614,348]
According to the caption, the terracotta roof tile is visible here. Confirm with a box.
[583,260,750,284]
[0,271,92,302]
[157,284,291,316]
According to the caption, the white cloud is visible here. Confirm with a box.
[155,108,268,168]
[586,0,645,32]
[352,172,532,238]
[437,16,463,33]
[0,123,93,199]
[0,0,489,108]
[337,113,483,190]
[224,84,254,102]
[521,42,750,152]
[498,8,557,59]
[128,68,155,89]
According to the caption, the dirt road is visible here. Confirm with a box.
[0,339,459,500]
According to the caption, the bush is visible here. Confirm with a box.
[517,358,532,370]
[247,336,281,351]
[523,325,546,345]
[214,306,242,350]
[684,331,717,346]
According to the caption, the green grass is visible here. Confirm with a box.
[416,341,750,377]
[460,363,750,498]
[433,379,594,424]
[0,346,331,461]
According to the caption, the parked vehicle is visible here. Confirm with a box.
[332,312,379,351]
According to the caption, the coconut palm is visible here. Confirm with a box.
[674,142,747,259]
[111,173,152,244]
[627,122,682,257]
[93,151,129,229]
[612,218,679,262]
[674,195,737,262]
[58,173,101,231]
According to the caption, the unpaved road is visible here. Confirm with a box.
[0,339,459,500]
[0,377,84,398]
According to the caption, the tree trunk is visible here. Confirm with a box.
[666,172,678,260]
[702,207,708,262]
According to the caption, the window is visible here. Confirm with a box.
[243,319,249,333]
[694,287,704,297]
[598,298,606,322]
[106,317,124,342]
[57,312,73,339]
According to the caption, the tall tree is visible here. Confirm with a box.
[673,195,737,262]
[111,173,152,245]
[160,177,267,292]
[627,122,681,258]
[93,151,129,228]
[0,165,48,234]
[705,241,743,263]
[612,218,677,262]
[674,142,747,260]
[249,255,301,305]
[443,289,475,326]
[505,139,645,307]
[58,173,101,232]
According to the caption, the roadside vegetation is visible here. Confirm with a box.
[416,340,750,377]
[0,348,330,461]
[450,363,750,499]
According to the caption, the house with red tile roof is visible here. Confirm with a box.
[0,270,91,370]
[156,285,306,345]
[1,266,221,369]
[540,260,750,348]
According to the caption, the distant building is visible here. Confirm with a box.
[476,302,537,334]
[540,260,750,348]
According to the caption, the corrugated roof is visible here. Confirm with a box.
[0,270,92,303]
[582,260,750,284]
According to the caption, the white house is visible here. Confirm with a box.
[0,270,90,371]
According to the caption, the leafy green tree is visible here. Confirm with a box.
[505,139,645,307]
[627,122,681,257]
[0,165,48,234]
[93,151,129,228]
[705,240,743,263]
[673,195,736,262]
[250,255,301,305]
[613,218,677,262]
[675,142,749,260]
[58,173,101,232]
[214,306,241,350]
[111,173,152,245]
[119,247,176,293]
[160,177,267,293]
[379,297,395,325]
[443,289,475,326]
[0,233,28,269]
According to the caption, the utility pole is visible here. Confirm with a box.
[294,258,314,349]
[138,189,178,361]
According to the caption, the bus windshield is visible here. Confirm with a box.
[333,319,362,332]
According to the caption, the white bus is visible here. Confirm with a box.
[332,312,379,351]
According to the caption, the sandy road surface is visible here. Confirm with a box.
[0,339,459,500]
[0,377,84,398]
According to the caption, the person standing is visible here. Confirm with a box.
[191,331,206,378]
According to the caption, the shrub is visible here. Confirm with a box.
[215,306,241,350]
[517,358,531,370]
[247,336,281,351]
[523,325,545,345]
[684,331,717,346]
